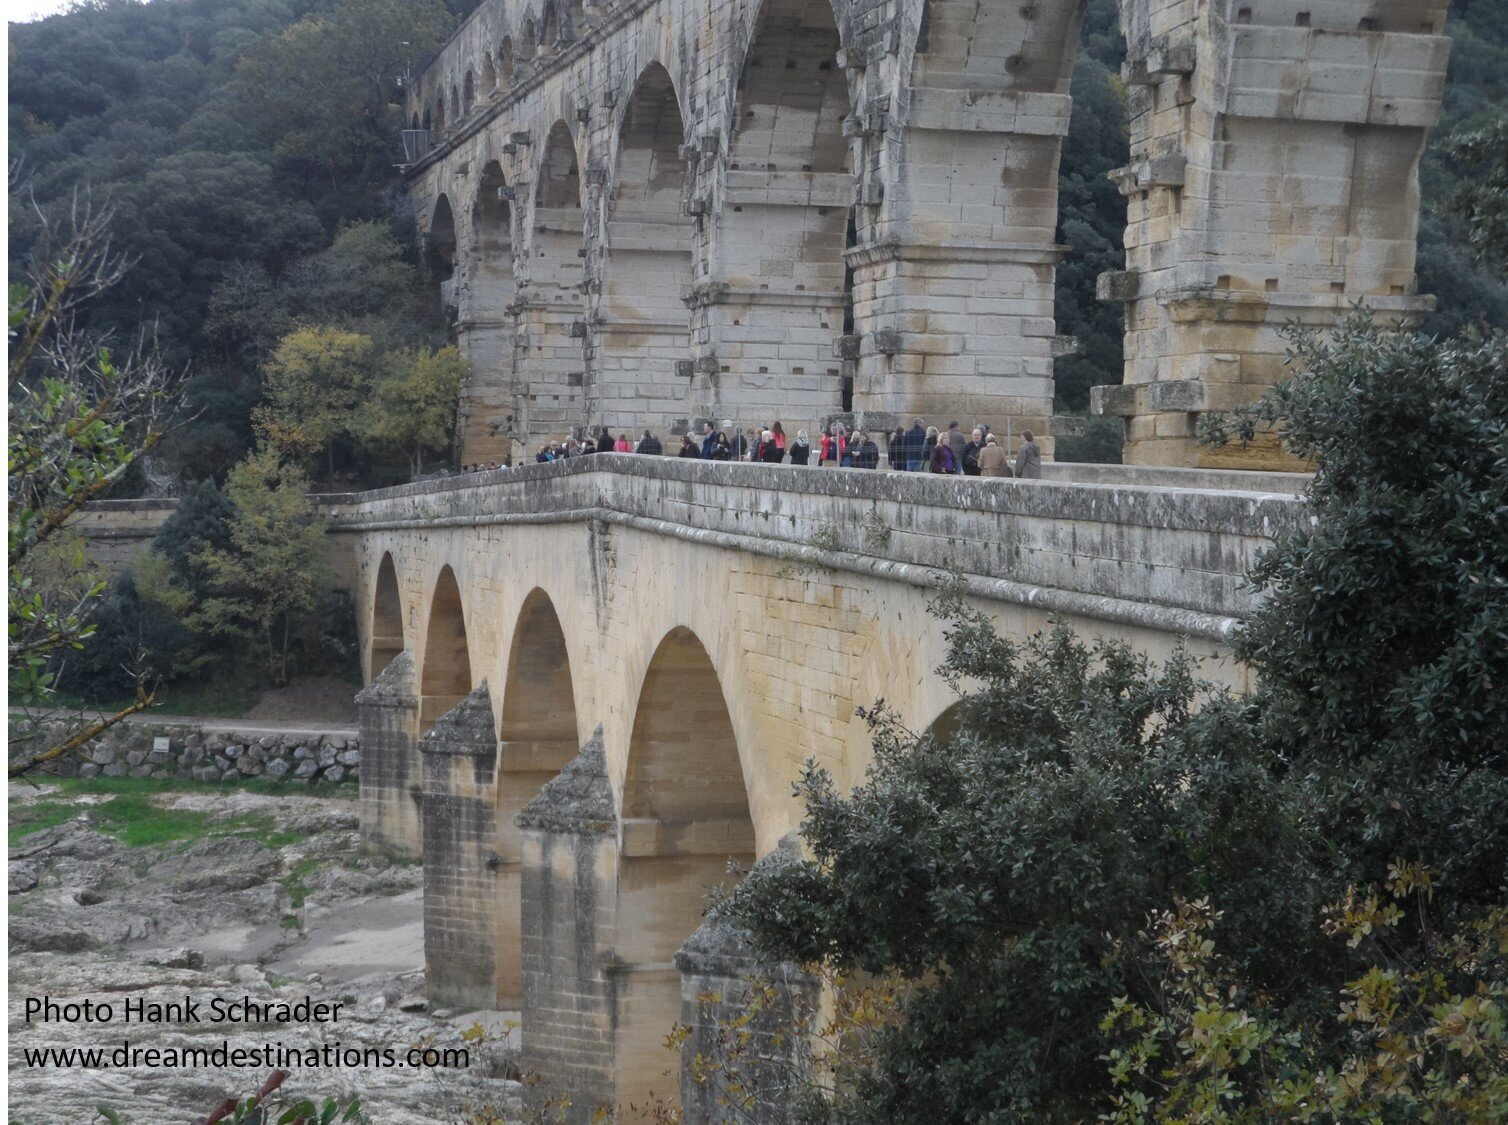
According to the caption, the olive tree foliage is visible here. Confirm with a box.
[8,194,184,776]
[726,316,1508,1120]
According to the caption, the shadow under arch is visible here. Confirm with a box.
[419,565,472,729]
[617,626,757,1104]
[492,588,583,1005]
[368,552,404,681]
[429,193,457,282]
[597,61,694,434]
[704,0,851,423]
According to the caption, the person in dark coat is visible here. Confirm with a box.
[929,437,956,474]
[888,428,905,470]
[853,432,880,469]
[700,421,717,459]
[760,429,784,463]
[597,429,616,454]
[903,418,927,471]
[1014,430,1042,479]
[961,427,984,476]
[678,434,700,458]
[788,429,812,465]
[636,430,663,455]
[709,431,732,461]
[946,421,968,469]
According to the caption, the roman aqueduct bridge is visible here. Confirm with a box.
[334,455,1308,1116]
[400,0,1450,469]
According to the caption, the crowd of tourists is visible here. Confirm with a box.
[454,418,1042,479]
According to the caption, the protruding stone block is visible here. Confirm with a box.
[356,651,422,859]
[421,683,499,1011]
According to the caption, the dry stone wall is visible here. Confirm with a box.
[16,721,359,785]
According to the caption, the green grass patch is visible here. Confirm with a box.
[282,855,326,909]
[6,781,344,850]
[9,799,81,846]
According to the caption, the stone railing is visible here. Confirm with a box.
[330,454,1309,638]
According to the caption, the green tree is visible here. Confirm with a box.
[231,0,452,188]
[254,325,374,475]
[193,446,330,686]
[1446,114,1508,271]
[727,318,1508,1120]
[358,345,466,477]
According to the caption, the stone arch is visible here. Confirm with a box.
[409,111,421,131]
[617,626,757,1103]
[419,565,472,729]
[472,160,515,299]
[481,53,497,95]
[519,18,538,61]
[499,38,516,91]
[540,4,559,50]
[422,106,432,132]
[598,61,694,433]
[492,588,583,1005]
[462,69,476,112]
[699,0,851,426]
[449,83,461,123]
[429,193,457,283]
[499,588,579,746]
[517,119,586,437]
[368,552,404,681]
[454,161,517,464]
[434,92,447,135]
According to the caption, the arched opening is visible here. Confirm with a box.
[707,0,851,426]
[473,160,515,305]
[429,194,457,283]
[517,120,586,438]
[541,5,559,50]
[493,589,582,1005]
[454,161,516,464]
[369,553,404,681]
[600,62,694,435]
[500,590,578,746]
[409,111,421,131]
[419,566,472,729]
[463,69,476,113]
[434,93,447,135]
[850,0,1088,447]
[499,38,516,91]
[519,19,537,61]
[449,84,461,124]
[481,54,497,96]
[618,627,756,1104]
[422,106,433,132]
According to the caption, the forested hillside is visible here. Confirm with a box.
[10,0,1507,479]
[9,0,469,488]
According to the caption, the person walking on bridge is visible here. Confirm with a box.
[636,430,662,455]
[1014,430,1042,479]
[700,420,717,459]
[903,418,927,471]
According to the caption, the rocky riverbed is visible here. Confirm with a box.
[8,783,523,1123]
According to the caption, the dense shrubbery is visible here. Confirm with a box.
[726,318,1508,1120]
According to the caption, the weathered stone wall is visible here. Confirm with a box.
[68,499,181,574]
[356,652,424,858]
[419,683,501,1011]
[401,0,1451,470]
[15,720,358,784]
